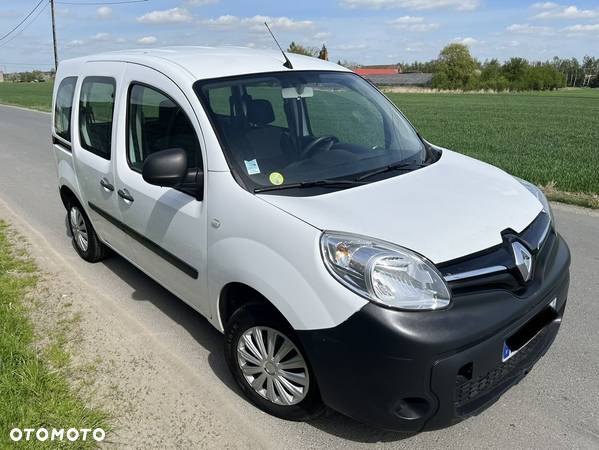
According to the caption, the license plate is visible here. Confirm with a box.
[502,342,513,362]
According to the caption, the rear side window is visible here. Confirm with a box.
[79,77,116,160]
[127,83,202,172]
[54,77,77,142]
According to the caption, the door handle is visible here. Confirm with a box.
[117,188,134,203]
[100,177,114,192]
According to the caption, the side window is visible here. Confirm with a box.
[79,77,116,160]
[127,83,202,173]
[54,77,77,142]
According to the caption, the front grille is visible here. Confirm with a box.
[454,325,550,412]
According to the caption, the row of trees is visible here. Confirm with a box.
[403,44,598,91]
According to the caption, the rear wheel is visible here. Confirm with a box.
[67,202,108,263]
[224,304,324,421]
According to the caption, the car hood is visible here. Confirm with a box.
[258,150,542,264]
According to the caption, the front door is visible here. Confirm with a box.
[113,63,209,315]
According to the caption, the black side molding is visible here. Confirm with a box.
[52,135,72,152]
[88,202,199,279]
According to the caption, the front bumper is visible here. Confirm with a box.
[298,232,570,432]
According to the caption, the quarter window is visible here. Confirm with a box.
[127,83,202,172]
[79,77,116,160]
[54,77,77,142]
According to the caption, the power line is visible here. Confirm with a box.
[0,1,50,50]
[0,0,47,42]
[56,0,148,4]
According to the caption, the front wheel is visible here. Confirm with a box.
[67,202,108,263]
[224,304,324,421]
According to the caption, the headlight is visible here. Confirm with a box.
[515,177,554,224]
[320,232,451,310]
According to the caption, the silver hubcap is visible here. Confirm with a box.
[69,207,89,252]
[237,326,310,406]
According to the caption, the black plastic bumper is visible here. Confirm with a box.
[298,233,570,432]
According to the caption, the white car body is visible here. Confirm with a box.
[51,47,569,431]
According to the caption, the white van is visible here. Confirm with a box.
[52,47,570,431]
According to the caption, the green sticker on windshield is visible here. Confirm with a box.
[269,172,284,186]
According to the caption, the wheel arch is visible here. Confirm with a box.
[218,282,289,330]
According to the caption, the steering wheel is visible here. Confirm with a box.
[301,135,339,159]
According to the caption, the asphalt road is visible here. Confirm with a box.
[1,104,598,449]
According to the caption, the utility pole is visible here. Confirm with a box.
[50,0,58,73]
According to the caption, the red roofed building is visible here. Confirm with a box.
[354,68,399,76]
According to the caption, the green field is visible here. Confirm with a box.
[388,89,599,197]
[0,81,53,111]
[1,82,598,202]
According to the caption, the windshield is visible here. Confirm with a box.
[194,71,427,193]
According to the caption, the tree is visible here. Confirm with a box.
[318,44,329,61]
[502,57,529,87]
[433,43,477,89]
[287,42,319,57]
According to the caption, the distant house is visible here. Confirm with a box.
[0,72,4,83]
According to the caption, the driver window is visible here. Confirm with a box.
[305,84,385,149]
[127,83,202,172]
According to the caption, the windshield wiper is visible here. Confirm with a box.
[355,161,429,182]
[254,179,365,193]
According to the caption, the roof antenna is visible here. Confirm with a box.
[264,22,293,69]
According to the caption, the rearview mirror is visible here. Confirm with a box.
[281,86,314,99]
[142,148,187,188]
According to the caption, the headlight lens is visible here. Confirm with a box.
[515,177,554,224]
[320,232,451,310]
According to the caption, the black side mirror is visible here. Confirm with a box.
[142,148,187,188]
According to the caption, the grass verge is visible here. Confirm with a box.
[0,221,109,448]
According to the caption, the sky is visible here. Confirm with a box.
[1,0,599,72]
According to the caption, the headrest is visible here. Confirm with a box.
[247,99,275,125]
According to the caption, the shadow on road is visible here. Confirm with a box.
[94,252,416,443]
[65,215,415,442]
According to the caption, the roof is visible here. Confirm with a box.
[354,68,398,75]
[60,46,349,81]
[362,72,434,87]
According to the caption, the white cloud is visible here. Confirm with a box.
[390,16,439,31]
[453,36,478,46]
[186,0,219,4]
[137,36,158,45]
[67,39,84,47]
[334,43,368,50]
[93,32,111,41]
[96,6,112,19]
[137,8,192,24]
[533,5,599,20]
[562,23,599,33]
[340,0,479,11]
[531,2,559,9]
[202,15,314,31]
[506,23,554,35]
[314,31,332,40]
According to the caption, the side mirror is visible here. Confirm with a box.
[142,148,187,188]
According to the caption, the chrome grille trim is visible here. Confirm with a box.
[444,265,508,282]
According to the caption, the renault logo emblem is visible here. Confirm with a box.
[512,241,533,282]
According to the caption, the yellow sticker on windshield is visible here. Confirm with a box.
[269,172,284,186]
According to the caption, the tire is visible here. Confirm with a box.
[224,304,325,421]
[67,201,108,263]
